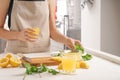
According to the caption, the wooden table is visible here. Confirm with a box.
[0,48,120,80]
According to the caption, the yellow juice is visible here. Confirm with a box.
[62,55,76,73]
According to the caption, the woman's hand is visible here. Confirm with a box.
[17,28,38,42]
[65,38,82,50]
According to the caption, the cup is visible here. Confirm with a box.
[62,54,77,74]
[73,52,82,61]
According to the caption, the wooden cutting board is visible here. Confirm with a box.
[21,57,61,66]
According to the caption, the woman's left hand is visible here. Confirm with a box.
[65,38,82,50]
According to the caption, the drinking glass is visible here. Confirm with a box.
[62,54,77,74]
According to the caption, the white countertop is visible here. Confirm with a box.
[0,50,120,80]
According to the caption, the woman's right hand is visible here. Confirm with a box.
[17,28,38,42]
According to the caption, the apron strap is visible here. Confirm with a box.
[8,0,14,29]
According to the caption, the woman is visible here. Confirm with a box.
[0,0,81,53]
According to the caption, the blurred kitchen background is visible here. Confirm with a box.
[0,0,120,57]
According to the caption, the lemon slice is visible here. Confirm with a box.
[0,57,9,68]
[10,57,21,67]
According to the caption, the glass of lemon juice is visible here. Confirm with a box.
[62,54,77,74]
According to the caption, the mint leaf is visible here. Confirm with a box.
[31,66,38,72]
[38,65,48,73]
[48,69,59,75]
[24,63,32,75]
[82,54,92,61]
[75,44,84,53]
[54,53,62,57]
[56,53,61,56]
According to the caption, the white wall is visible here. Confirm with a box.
[81,0,101,50]
[81,0,120,56]
[101,0,120,56]
[56,0,67,21]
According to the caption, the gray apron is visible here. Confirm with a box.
[5,0,50,53]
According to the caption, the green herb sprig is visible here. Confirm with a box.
[24,63,59,75]
[75,44,92,61]
[48,69,59,75]
[54,53,62,57]
[82,54,92,61]
[75,44,84,53]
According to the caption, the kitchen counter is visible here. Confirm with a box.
[0,49,120,80]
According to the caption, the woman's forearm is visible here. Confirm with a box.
[48,0,70,44]
[0,28,19,40]
[50,28,69,44]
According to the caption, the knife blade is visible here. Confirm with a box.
[17,53,32,63]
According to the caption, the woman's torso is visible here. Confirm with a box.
[5,0,50,53]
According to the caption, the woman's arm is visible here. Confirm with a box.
[0,0,37,42]
[48,0,81,49]
[48,0,68,43]
[0,0,18,40]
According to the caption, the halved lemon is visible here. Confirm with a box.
[32,27,40,35]
[0,57,9,68]
[6,53,13,59]
[58,63,62,70]
[10,57,21,67]
[80,61,89,69]
[30,28,40,38]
